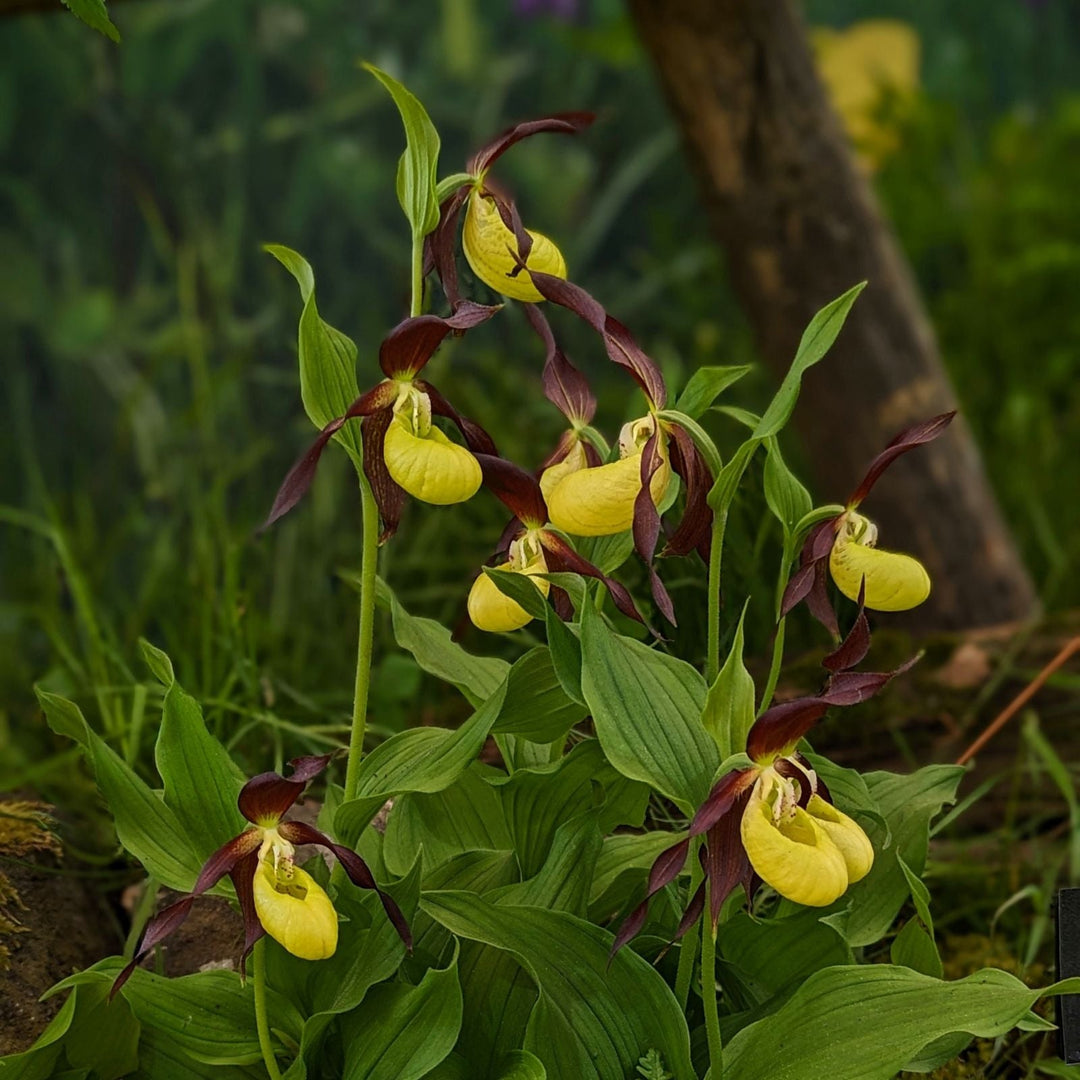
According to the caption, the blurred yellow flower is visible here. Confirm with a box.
[813,19,920,171]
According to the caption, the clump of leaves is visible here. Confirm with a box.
[0,800,61,970]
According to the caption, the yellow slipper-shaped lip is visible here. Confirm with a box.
[740,791,850,907]
[462,190,567,303]
[383,415,482,505]
[546,450,670,537]
[829,529,931,611]
[806,794,874,884]
[253,862,338,960]
[467,560,551,633]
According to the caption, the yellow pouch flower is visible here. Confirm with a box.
[382,389,482,506]
[539,439,589,504]
[546,419,670,536]
[829,511,930,611]
[468,538,551,633]
[462,189,567,303]
[806,794,874,884]
[253,860,338,960]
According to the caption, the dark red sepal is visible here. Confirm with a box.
[361,410,408,544]
[661,425,714,560]
[539,530,644,625]
[704,788,754,928]
[420,381,499,455]
[276,821,412,951]
[263,382,397,529]
[610,900,650,959]
[632,432,675,625]
[467,112,595,178]
[231,849,265,975]
[110,829,262,999]
[524,272,667,408]
[774,758,815,809]
[688,767,758,835]
[673,879,707,942]
[746,698,829,764]
[427,187,470,309]
[822,582,870,673]
[523,303,596,425]
[474,454,548,528]
[805,560,841,639]
[847,411,956,508]
[821,654,920,706]
[780,518,841,635]
[238,754,334,826]
[378,303,501,380]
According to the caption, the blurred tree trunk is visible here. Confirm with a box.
[627,0,1036,630]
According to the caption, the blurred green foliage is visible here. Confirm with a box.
[2,0,1080,796]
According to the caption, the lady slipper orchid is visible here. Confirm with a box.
[265,304,500,540]
[614,608,916,950]
[428,113,593,308]
[781,411,955,632]
[112,755,410,996]
[466,454,644,632]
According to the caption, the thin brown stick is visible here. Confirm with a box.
[956,636,1080,766]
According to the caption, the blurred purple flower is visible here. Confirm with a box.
[515,0,580,21]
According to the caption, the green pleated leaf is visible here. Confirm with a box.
[37,689,201,891]
[496,739,647,878]
[493,647,587,743]
[890,853,943,978]
[494,1051,547,1079]
[588,830,686,924]
[341,956,462,1080]
[134,1029,264,1079]
[763,436,813,537]
[674,365,752,420]
[544,607,584,705]
[579,603,717,810]
[823,765,963,948]
[334,678,508,847]
[701,599,755,758]
[146,642,245,858]
[264,244,364,470]
[721,965,1080,1080]
[422,892,695,1080]
[60,0,120,42]
[363,63,441,238]
[373,577,509,706]
[752,282,865,439]
[383,765,512,877]
[484,568,549,621]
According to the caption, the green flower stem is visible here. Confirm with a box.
[705,508,728,685]
[122,875,158,960]
[410,232,424,319]
[758,617,787,716]
[701,885,724,1080]
[342,469,380,806]
[673,846,703,1010]
[253,938,284,1080]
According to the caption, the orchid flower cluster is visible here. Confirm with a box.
[28,68,1054,1080]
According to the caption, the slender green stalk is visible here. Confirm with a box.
[701,885,724,1080]
[673,848,703,1010]
[705,509,728,685]
[342,472,380,805]
[410,233,424,319]
[253,938,284,1080]
[122,875,158,959]
[758,618,787,716]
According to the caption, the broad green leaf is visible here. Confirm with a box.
[891,918,942,979]
[383,765,512,876]
[484,568,548,621]
[493,647,587,743]
[374,577,509,706]
[763,437,812,536]
[363,63,441,238]
[752,282,865,439]
[334,678,508,847]
[674,365,752,420]
[717,908,850,1015]
[701,600,755,758]
[0,982,91,1080]
[494,1051,547,1079]
[706,437,758,514]
[37,689,201,891]
[264,244,364,469]
[721,964,1075,1080]
[341,957,462,1080]
[588,830,686,924]
[824,765,963,948]
[148,644,245,857]
[60,0,120,42]
[135,1028,264,1079]
[496,739,647,877]
[803,754,889,841]
[422,892,694,1080]
[544,607,583,705]
[580,603,717,809]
